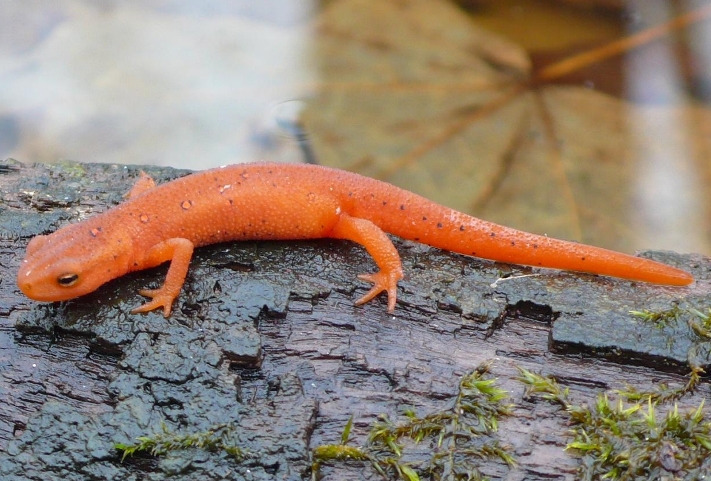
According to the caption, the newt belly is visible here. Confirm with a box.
[17,163,694,316]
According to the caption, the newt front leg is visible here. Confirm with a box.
[131,238,195,317]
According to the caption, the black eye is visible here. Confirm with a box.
[57,273,79,287]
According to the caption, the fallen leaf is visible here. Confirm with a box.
[301,0,711,254]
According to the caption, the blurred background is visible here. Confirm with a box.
[1,0,709,254]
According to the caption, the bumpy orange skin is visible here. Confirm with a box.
[17,163,694,316]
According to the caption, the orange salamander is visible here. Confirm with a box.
[17,163,694,316]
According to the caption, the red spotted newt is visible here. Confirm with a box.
[17,163,694,316]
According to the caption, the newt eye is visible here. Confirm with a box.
[57,273,79,287]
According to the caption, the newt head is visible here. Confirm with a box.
[17,219,135,303]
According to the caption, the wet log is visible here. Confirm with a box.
[1,159,709,480]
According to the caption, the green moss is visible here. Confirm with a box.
[687,308,711,340]
[115,422,248,462]
[629,305,685,329]
[517,367,711,480]
[52,160,88,178]
[631,306,711,372]
[630,305,711,338]
[616,368,703,403]
[312,362,514,480]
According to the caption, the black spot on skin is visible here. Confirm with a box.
[472,251,477,256]
[348,192,353,197]
[422,216,427,221]
[382,201,387,206]
[533,244,538,249]
[133,262,138,267]
[511,241,515,246]
[581,257,586,261]
[400,204,405,210]
[437,222,443,228]
[490,232,496,237]
[459,225,465,231]
[414,237,420,241]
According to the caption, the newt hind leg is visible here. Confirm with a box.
[329,214,404,312]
